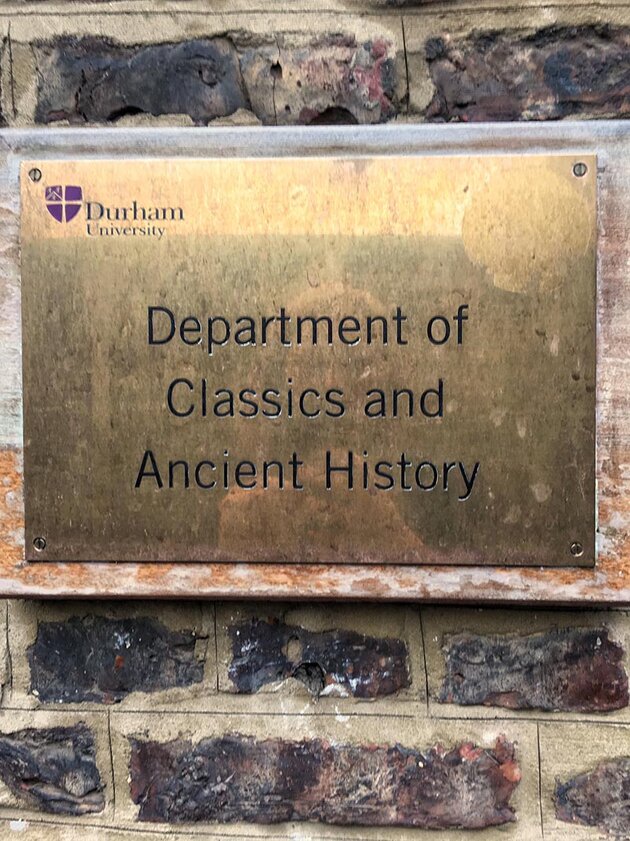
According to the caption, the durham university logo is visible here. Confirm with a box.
[42,183,183,239]
[45,185,83,223]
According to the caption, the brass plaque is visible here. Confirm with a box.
[20,155,596,566]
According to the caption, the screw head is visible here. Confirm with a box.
[573,162,588,178]
[28,168,42,183]
[570,541,584,557]
[33,536,46,552]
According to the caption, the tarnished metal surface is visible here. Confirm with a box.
[20,154,596,565]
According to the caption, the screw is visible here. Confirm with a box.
[570,541,584,557]
[33,536,46,552]
[28,168,42,183]
[573,162,588,178]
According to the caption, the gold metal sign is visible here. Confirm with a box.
[20,155,596,566]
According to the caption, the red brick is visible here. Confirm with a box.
[440,627,628,712]
[129,733,519,828]
[424,25,630,121]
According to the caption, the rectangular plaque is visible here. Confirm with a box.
[20,154,596,566]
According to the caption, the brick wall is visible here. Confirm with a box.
[0,602,629,838]
[0,0,629,839]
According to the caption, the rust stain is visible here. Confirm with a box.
[219,478,425,563]
[0,448,23,563]
[0,432,627,598]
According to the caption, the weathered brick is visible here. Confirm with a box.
[33,37,247,125]
[555,757,630,836]
[424,25,630,121]
[28,615,206,704]
[32,34,398,126]
[240,35,397,124]
[439,627,628,713]
[129,733,519,828]
[0,724,105,815]
[228,616,410,698]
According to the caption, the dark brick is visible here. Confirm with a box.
[28,615,205,704]
[129,733,519,827]
[555,757,630,837]
[0,724,104,815]
[425,25,630,121]
[228,617,410,698]
[33,34,398,126]
[34,37,248,124]
[440,627,628,713]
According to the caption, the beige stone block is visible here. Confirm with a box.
[540,720,630,840]
[5,13,403,50]
[0,821,275,840]
[1,40,34,127]
[0,601,10,704]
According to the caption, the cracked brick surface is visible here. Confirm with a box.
[0,724,105,815]
[228,617,410,698]
[555,757,630,837]
[439,627,628,712]
[28,615,206,704]
[424,25,630,121]
[32,35,398,126]
[129,733,520,827]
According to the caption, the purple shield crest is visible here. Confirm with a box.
[45,185,82,223]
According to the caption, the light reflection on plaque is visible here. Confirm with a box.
[20,154,596,565]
